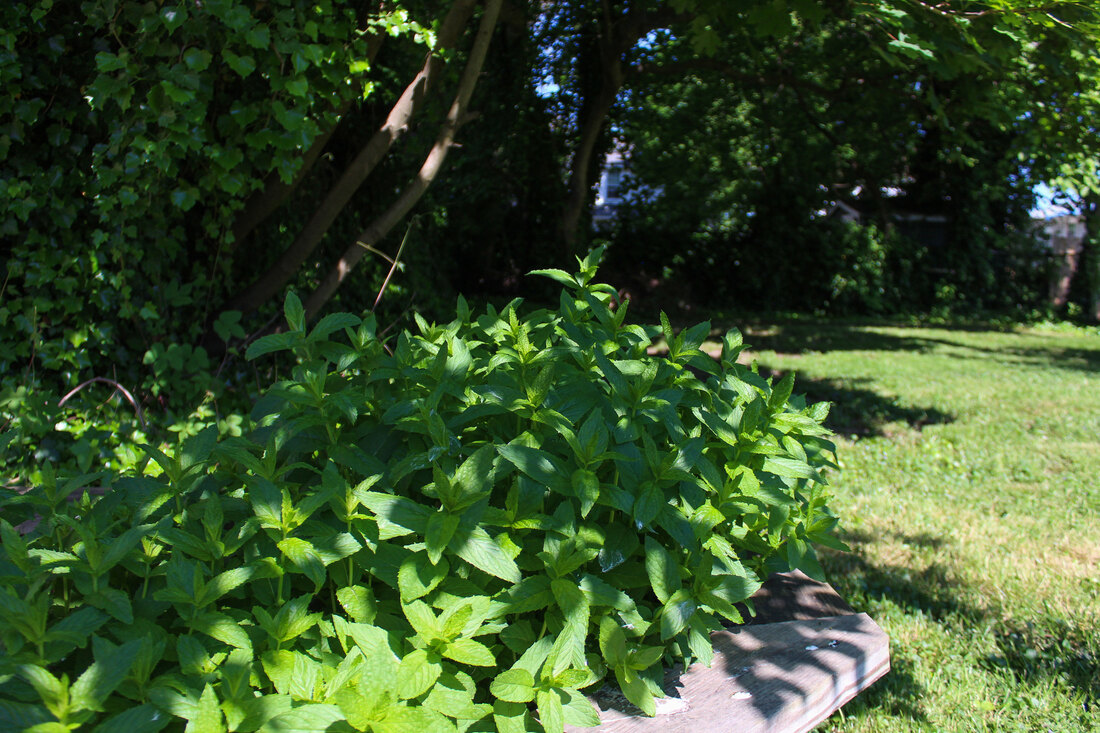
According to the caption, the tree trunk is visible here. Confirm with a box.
[1084,194,1100,323]
[557,3,682,255]
[226,0,478,316]
[303,0,504,320]
[559,71,621,255]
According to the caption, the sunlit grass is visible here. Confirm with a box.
[727,320,1100,732]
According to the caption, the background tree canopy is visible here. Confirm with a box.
[2,0,1100,462]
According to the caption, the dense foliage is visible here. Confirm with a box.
[3,1,1099,468]
[5,3,1097,726]
[602,11,1063,316]
[0,261,843,731]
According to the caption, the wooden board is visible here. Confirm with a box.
[566,612,890,733]
[741,570,857,625]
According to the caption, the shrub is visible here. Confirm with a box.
[0,253,845,732]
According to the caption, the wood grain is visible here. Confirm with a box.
[567,612,890,733]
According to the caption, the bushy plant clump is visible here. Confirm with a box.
[0,255,845,732]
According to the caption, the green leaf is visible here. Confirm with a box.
[223,49,257,78]
[644,536,679,604]
[439,600,478,640]
[551,579,589,629]
[199,566,255,606]
[244,25,270,49]
[337,586,377,624]
[493,700,531,733]
[421,674,483,720]
[448,525,521,583]
[660,591,697,640]
[398,553,449,602]
[578,573,636,612]
[23,723,69,733]
[277,538,326,589]
[687,616,715,668]
[762,457,821,482]
[454,445,495,497]
[598,616,627,668]
[628,645,664,671]
[497,444,568,493]
[234,695,294,732]
[549,579,589,673]
[95,51,127,72]
[283,292,305,332]
[402,600,441,640]
[378,706,454,733]
[0,700,52,730]
[190,612,253,650]
[425,511,460,565]
[186,684,225,733]
[490,669,536,703]
[256,596,321,645]
[615,666,656,717]
[260,704,345,732]
[497,575,554,616]
[529,269,577,288]
[71,639,142,712]
[443,637,496,667]
[396,649,441,700]
[571,469,600,518]
[536,689,565,733]
[889,32,935,60]
[261,651,323,701]
[309,312,361,342]
[768,371,796,412]
[161,81,194,104]
[86,588,133,624]
[92,703,170,733]
[245,332,299,360]
[710,572,763,606]
[559,688,601,727]
[183,48,213,71]
[1,519,29,570]
[360,492,430,535]
[633,483,664,527]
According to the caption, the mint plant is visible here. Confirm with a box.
[0,251,845,731]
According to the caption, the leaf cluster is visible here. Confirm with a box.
[0,255,845,731]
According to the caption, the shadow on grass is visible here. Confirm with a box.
[821,532,1100,714]
[915,335,1100,376]
[756,367,955,438]
[737,321,1100,376]
[741,322,939,356]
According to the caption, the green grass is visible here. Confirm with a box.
[729,320,1100,732]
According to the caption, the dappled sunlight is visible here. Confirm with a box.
[750,319,1100,731]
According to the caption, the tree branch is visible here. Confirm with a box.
[226,0,479,316]
[302,0,504,320]
[558,5,686,252]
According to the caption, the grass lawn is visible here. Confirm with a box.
[725,320,1100,732]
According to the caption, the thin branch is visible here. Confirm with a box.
[225,0,478,316]
[372,221,414,313]
[58,378,147,429]
[302,0,504,320]
[358,243,397,266]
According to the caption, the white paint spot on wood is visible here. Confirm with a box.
[655,697,689,715]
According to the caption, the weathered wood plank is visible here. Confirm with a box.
[567,613,890,733]
[742,570,856,625]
